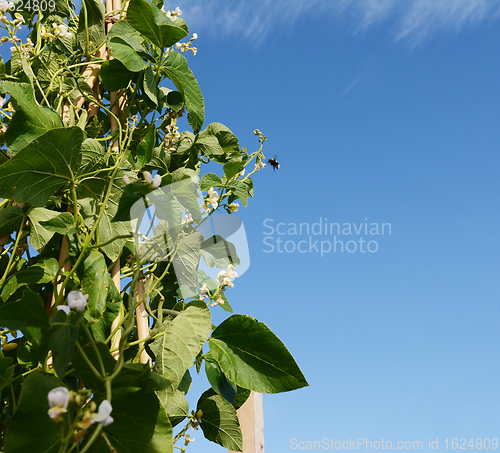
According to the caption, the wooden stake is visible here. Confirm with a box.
[229,392,265,453]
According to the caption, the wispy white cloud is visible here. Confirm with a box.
[172,0,500,46]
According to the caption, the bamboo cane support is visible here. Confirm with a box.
[229,392,265,453]
[135,279,151,364]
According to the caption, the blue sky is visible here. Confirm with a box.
[177,0,500,451]
[4,0,500,451]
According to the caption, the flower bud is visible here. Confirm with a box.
[151,173,162,189]
[67,291,87,312]
[143,171,152,184]
[123,175,131,185]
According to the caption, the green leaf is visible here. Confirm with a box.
[209,315,309,393]
[126,0,188,48]
[200,173,222,192]
[79,138,106,175]
[99,59,137,91]
[107,20,148,72]
[223,161,245,180]
[39,212,75,234]
[28,208,62,252]
[171,230,203,291]
[150,301,211,389]
[136,126,155,169]
[0,289,49,330]
[200,235,241,269]
[204,122,239,151]
[0,127,83,207]
[112,183,150,222]
[0,258,58,302]
[77,0,105,55]
[197,389,242,451]
[0,81,63,155]
[79,250,108,321]
[227,180,249,207]
[205,355,237,404]
[78,166,132,261]
[156,370,190,428]
[48,324,76,378]
[191,133,223,159]
[0,205,25,235]
[159,88,183,110]
[4,371,63,453]
[0,353,14,390]
[162,52,204,134]
[91,388,173,453]
[108,38,147,72]
[147,145,171,173]
[143,65,158,105]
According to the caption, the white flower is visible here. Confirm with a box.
[210,296,224,307]
[0,0,13,12]
[228,203,239,214]
[53,23,72,39]
[207,187,219,209]
[0,96,5,109]
[67,291,87,312]
[175,43,182,50]
[191,47,198,56]
[57,305,70,315]
[143,171,152,185]
[217,270,226,282]
[174,6,182,15]
[151,174,162,189]
[240,169,245,177]
[222,277,234,289]
[48,387,70,408]
[226,264,238,279]
[184,211,193,223]
[199,283,208,300]
[192,33,198,40]
[123,175,131,185]
[47,387,70,420]
[92,400,114,426]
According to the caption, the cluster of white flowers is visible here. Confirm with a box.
[174,33,198,56]
[161,5,181,21]
[143,171,162,189]
[217,264,237,289]
[57,291,88,315]
[205,187,219,210]
[14,38,34,58]
[41,23,72,41]
[164,118,181,152]
[47,387,114,427]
